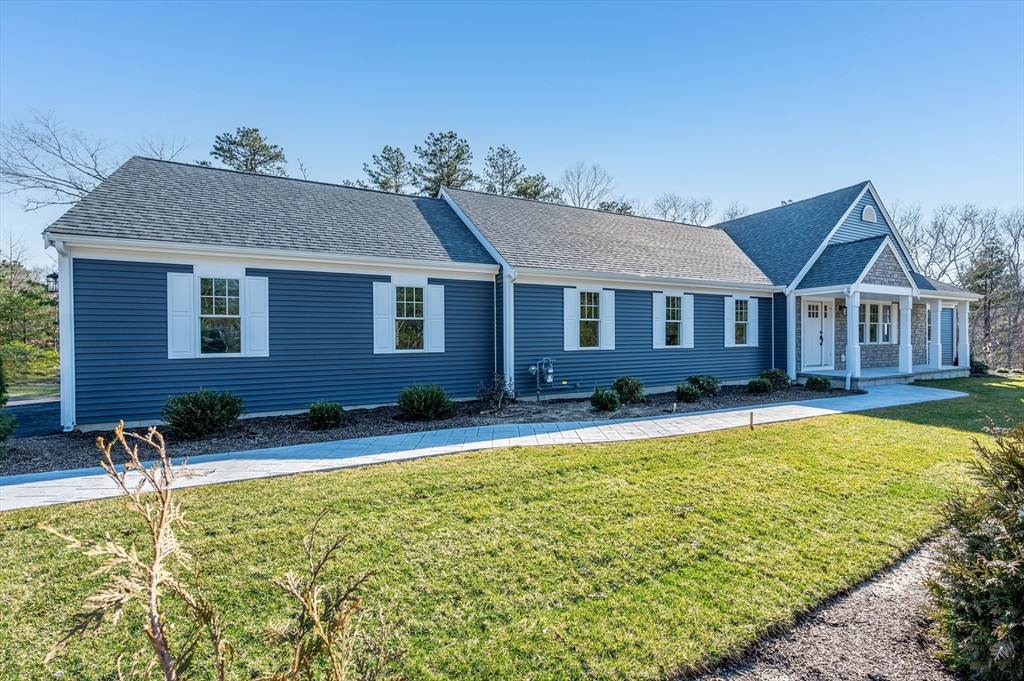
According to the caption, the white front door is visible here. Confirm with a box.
[802,299,834,369]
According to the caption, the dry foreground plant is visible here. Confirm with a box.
[40,422,407,681]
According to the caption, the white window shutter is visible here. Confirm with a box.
[683,294,695,348]
[426,284,445,353]
[748,296,759,347]
[724,296,736,348]
[563,287,579,351]
[601,289,615,350]
[373,281,394,354]
[652,292,666,349]
[167,272,195,359]
[243,276,270,357]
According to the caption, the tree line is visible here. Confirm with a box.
[1,112,1021,371]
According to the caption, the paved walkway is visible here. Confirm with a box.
[0,384,967,512]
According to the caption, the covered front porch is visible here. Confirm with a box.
[797,365,969,389]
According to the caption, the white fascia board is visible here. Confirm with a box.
[791,285,849,297]
[854,237,921,297]
[45,233,500,281]
[439,188,515,277]
[865,181,920,273]
[512,267,781,295]
[918,289,983,302]
[785,183,871,294]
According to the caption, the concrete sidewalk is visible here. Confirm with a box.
[0,384,967,512]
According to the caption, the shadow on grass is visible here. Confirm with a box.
[857,376,1023,434]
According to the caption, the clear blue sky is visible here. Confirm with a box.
[2,0,1022,267]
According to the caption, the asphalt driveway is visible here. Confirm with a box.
[5,399,62,438]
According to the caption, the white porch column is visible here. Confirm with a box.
[929,298,943,368]
[846,290,860,378]
[786,292,797,379]
[899,295,913,374]
[55,243,76,431]
[957,302,970,367]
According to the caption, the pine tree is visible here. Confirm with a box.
[511,173,563,203]
[359,146,413,193]
[412,131,475,196]
[482,146,525,196]
[210,127,287,175]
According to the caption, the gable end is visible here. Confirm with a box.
[862,245,911,288]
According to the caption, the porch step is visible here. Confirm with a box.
[797,367,969,390]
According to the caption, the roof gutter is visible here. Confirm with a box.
[513,266,781,293]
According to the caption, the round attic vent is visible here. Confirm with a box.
[862,205,877,223]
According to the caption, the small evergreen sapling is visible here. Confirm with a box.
[611,376,646,404]
[590,386,620,412]
[675,383,702,403]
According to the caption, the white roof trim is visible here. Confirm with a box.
[865,181,920,273]
[785,183,870,294]
[854,237,920,296]
[514,266,781,294]
[439,188,515,277]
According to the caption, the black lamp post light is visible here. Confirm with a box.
[46,272,59,293]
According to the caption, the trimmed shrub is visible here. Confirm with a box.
[162,388,245,438]
[397,383,455,420]
[590,386,620,412]
[675,383,702,403]
[307,400,346,429]
[759,368,792,391]
[928,419,1024,680]
[970,358,989,375]
[747,377,773,394]
[0,359,18,448]
[804,375,832,392]
[687,374,721,397]
[478,373,515,411]
[611,376,646,404]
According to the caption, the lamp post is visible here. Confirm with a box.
[46,272,59,293]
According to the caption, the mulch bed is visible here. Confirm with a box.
[695,541,958,681]
[1,384,857,477]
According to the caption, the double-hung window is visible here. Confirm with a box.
[372,279,444,354]
[579,291,601,348]
[858,303,898,345]
[395,286,425,351]
[734,299,749,345]
[725,296,758,348]
[652,291,694,349]
[563,287,615,351]
[167,271,269,359]
[665,295,682,346]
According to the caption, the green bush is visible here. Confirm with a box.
[686,375,721,397]
[162,388,245,438]
[0,341,59,385]
[0,359,18,447]
[747,377,773,393]
[590,386,620,412]
[804,375,832,391]
[759,368,792,390]
[675,383,702,403]
[397,384,455,420]
[478,373,515,411]
[928,419,1024,680]
[307,400,345,429]
[970,358,989,375]
[611,376,645,404]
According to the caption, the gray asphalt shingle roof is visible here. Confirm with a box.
[44,157,496,266]
[443,188,773,285]
[717,182,869,286]
[912,272,971,294]
[798,236,887,289]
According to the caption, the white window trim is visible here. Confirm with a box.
[372,279,445,354]
[724,295,759,348]
[653,290,694,349]
[167,270,270,359]
[564,286,615,351]
[858,302,899,346]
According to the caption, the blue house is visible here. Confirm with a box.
[43,158,979,431]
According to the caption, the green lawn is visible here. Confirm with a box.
[1,377,1021,679]
[7,378,60,399]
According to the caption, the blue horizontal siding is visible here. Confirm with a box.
[494,273,503,378]
[941,308,955,364]
[773,292,788,370]
[830,192,913,269]
[73,258,494,424]
[512,284,774,396]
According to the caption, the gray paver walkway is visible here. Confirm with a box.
[0,384,967,512]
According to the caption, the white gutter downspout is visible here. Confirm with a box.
[51,239,76,431]
[843,286,853,391]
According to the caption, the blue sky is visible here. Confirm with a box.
[2,0,1022,267]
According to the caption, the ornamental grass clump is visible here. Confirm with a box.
[675,383,702,403]
[41,422,407,681]
[590,386,620,412]
[928,417,1024,681]
[397,383,455,420]
[611,376,646,404]
[686,375,721,397]
[747,377,773,394]
[162,387,245,438]
[759,368,792,390]
[308,400,346,429]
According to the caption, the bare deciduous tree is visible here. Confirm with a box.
[134,135,189,162]
[651,192,715,225]
[559,161,615,209]
[719,201,748,222]
[0,111,119,209]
